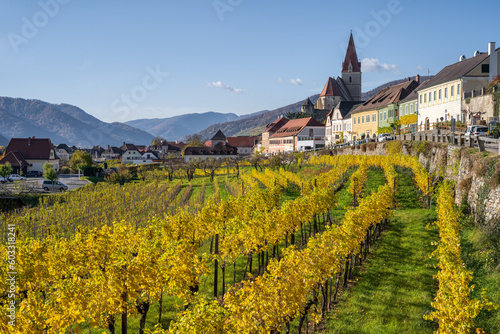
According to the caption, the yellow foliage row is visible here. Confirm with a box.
[167,163,396,333]
[424,181,497,333]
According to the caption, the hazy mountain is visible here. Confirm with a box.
[125,112,241,141]
[0,133,8,146]
[0,97,154,147]
[196,76,434,140]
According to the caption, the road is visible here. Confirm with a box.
[0,176,90,194]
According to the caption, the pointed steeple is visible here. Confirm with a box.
[342,33,361,73]
[211,129,226,141]
[302,98,314,107]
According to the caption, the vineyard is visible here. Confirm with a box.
[0,153,498,334]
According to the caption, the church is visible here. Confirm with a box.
[301,33,363,121]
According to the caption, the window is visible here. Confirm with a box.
[384,111,387,121]
[451,86,454,97]
[429,92,432,102]
[434,91,436,101]
[372,113,376,122]
[444,87,448,98]
[410,104,413,114]
[482,64,490,73]
[349,76,352,83]
[358,116,360,124]
[362,115,364,123]
[337,113,339,119]
[420,95,422,104]
[405,105,408,115]
[366,115,370,123]
[439,89,442,99]
[457,84,461,95]
[424,94,427,103]
[395,109,398,117]
[309,129,313,137]
[354,117,356,124]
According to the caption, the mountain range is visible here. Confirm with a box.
[0,97,154,147]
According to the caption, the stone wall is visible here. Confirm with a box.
[331,141,500,224]
[465,94,495,123]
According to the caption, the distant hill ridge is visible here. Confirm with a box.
[196,76,434,140]
[0,97,154,147]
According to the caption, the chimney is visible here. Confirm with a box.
[416,74,421,83]
[107,145,110,149]
[489,42,498,82]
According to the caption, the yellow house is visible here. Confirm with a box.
[350,108,378,141]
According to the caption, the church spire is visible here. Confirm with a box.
[342,33,361,73]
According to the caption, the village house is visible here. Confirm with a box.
[268,117,325,154]
[325,101,360,147]
[0,137,60,174]
[120,143,142,164]
[261,117,289,153]
[417,42,499,128]
[101,146,122,160]
[56,144,73,162]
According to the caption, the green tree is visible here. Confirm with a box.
[43,163,58,191]
[0,162,12,179]
[70,150,93,173]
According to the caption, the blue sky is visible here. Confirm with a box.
[0,0,499,123]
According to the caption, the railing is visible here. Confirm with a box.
[398,122,467,135]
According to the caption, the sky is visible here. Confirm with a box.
[0,0,499,123]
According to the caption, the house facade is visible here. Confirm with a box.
[184,142,238,162]
[132,151,159,165]
[226,136,259,155]
[120,143,141,164]
[0,137,60,174]
[261,117,289,153]
[268,117,325,154]
[325,101,359,146]
[417,42,499,128]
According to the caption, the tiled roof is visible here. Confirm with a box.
[226,136,258,148]
[103,146,122,155]
[342,33,361,73]
[264,117,289,133]
[302,98,314,107]
[56,143,72,153]
[184,142,237,156]
[120,143,139,152]
[270,117,323,138]
[416,54,489,91]
[327,101,364,119]
[211,129,226,141]
[0,151,29,167]
[4,137,54,160]
[320,77,343,97]
[353,80,419,113]
[399,88,419,103]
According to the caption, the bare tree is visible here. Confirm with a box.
[203,158,222,182]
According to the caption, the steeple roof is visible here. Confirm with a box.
[320,77,342,97]
[342,33,361,73]
[302,98,314,106]
[211,129,226,140]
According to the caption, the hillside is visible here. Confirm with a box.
[197,76,434,140]
[0,97,154,147]
[125,112,240,141]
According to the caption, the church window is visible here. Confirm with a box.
[349,76,352,83]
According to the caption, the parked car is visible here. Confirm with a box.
[465,125,488,141]
[0,176,7,183]
[378,133,393,142]
[9,174,27,181]
[42,180,69,192]
[26,170,43,177]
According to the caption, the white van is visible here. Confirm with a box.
[42,180,68,192]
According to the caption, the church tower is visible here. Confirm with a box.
[341,33,362,101]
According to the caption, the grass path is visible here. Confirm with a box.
[323,168,439,334]
[324,209,438,334]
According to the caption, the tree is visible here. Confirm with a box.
[285,111,312,120]
[184,134,204,147]
[203,158,222,182]
[43,163,58,191]
[152,136,166,145]
[0,162,12,179]
[70,150,93,173]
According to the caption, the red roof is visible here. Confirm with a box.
[264,117,289,133]
[342,33,361,73]
[0,151,29,167]
[270,118,323,138]
[4,137,54,160]
[320,77,342,97]
[226,136,258,148]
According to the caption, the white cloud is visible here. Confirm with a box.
[277,77,285,84]
[290,78,303,86]
[207,81,245,94]
[361,58,400,73]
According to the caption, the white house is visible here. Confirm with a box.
[268,117,325,153]
[325,101,360,147]
[120,143,142,164]
[417,42,499,128]
[132,151,159,165]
